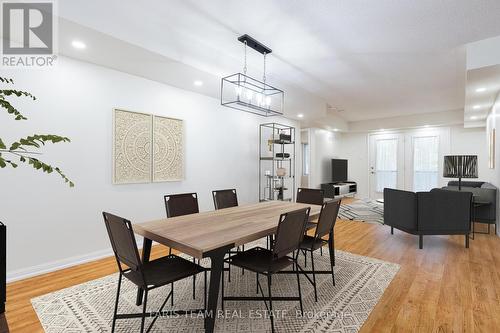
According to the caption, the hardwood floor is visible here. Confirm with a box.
[5,213,500,332]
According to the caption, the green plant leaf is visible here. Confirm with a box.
[0,99,28,120]
[0,154,17,168]
[0,89,36,100]
[9,134,71,151]
[0,79,74,187]
[0,77,14,84]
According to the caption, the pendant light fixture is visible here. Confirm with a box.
[221,34,284,116]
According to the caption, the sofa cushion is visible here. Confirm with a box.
[417,189,472,233]
[447,181,484,188]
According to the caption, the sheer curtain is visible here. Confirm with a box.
[376,139,398,192]
[413,136,439,192]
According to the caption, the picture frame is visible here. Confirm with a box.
[112,109,184,184]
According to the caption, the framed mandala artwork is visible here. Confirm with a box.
[112,109,184,184]
[153,115,184,182]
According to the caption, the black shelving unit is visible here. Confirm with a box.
[259,123,296,202]
[0,222,5,314]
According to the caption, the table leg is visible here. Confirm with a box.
[204,245,233,333]
[136,238,152,306]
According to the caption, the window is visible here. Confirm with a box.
[302,143,310,175]
[413,136,439,191]
[375,139,398,192]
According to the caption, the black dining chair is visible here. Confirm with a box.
[298,199,341,302]
[102,212,207,333]
[296,188,325,231]
[212,189,238,210]
[212,189,244,280]
[164,192,199,218]
[222,207,310,333]
[164,193,200,301]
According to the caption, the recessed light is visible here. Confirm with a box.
[470,116,478,120]
[193,80,203,87]
[71,40,86,49]
[333,128,339,132]
[423,125,430,128]
[297,114,304,118]
[473,105,481,110]
[476,87,486,93]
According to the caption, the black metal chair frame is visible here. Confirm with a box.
[212,189,239,210]
[221,207,311,333]
[212,189,246,281]
[296,188,326,252]
[297,188,325,206]
[102,212,207,333]
[295,199,340,302]
[164,193,200,302]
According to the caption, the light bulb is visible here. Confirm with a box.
[235,86,242,96]
[256,93,263,106]
[246,89,253,101]
[265,96,272,106]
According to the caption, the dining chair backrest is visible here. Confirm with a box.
[102,212,142,273]
[164,193,199,218]
[273,207,311,259]
[314,199,341,240]
[297,188,324,205]
[212,189,238,210]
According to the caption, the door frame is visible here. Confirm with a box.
[368,132,405,199]
[368,128,451,199]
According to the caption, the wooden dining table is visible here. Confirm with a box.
[133,200,322,333]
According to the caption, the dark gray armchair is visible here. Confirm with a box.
[442,181,497,234]
[384,188,472,249]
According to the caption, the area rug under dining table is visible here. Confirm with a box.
[32,245,399,333]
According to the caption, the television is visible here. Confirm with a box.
[332,159,348,183]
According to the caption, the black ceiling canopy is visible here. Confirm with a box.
[237,34,272,55]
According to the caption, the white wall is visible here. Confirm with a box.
[340,125,489,198]
[486,94,500,235]
[339,132,369,197]
[0,57,299,280]
[309,128,342,188]
[449,126,490,180]
[466,35,500,70]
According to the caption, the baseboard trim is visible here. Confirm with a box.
[7,240,145,283]
[7,248,113,283]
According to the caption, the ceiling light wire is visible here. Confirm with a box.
[243,40,248,76]
[263,52,267,85]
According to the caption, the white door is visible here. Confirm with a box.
[369,133,405,199]
[408,135,440,192]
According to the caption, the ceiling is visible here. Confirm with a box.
[465,65,500,127]
[58,0,500,122]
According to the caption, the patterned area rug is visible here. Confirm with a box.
[32,246,398,332]
[338,200,384,224]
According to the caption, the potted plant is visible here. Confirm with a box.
[0,76,73,316]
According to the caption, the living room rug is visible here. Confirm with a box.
[31,248,398,333]
[338,200,384,224]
